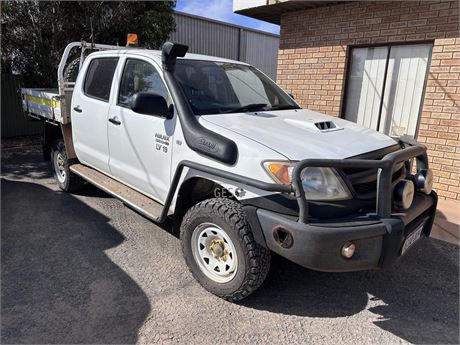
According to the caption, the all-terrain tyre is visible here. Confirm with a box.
[63,57,80,83]
[180,198,271,301]
[51,139,84,192]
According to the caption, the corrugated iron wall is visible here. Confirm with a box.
[1,74,42,138]
[171,12,279,79]
[172,13,240,60]
[244,30,280,79]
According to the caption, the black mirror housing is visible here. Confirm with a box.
[130,92,171,118]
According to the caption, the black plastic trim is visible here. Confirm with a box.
[242,205,268,248]
[241,194,299,216]
[155,160,292,223]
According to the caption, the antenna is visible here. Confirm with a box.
[90,17,95,48]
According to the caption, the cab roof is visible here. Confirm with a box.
[89,48,248,65]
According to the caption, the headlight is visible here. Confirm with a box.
[263,162,352,200]
[300,167,351,200]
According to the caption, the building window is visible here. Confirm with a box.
[343,43,433,138]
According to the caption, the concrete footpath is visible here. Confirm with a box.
[432,199,460,245]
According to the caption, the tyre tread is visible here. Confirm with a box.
[180,197,270,301]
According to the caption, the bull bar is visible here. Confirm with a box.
[291,136,429,223]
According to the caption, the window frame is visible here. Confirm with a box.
[341,41,433,139]
[116,57,170,111]
[173,58,300,115]
[83,56,120,103]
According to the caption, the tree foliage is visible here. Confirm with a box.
[1,1,176,87]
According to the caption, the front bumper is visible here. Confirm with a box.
[256,192,437,272]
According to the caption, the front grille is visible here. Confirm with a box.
[341,145,407,200]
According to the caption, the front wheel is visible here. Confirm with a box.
[180,198,271,301]
[51,139,84,192]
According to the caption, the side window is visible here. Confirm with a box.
[84,58,119,101]
[118,59,169,107]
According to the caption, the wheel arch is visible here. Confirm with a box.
[42,122,63,161]
[173,176,236,232]
[172,175,268,248]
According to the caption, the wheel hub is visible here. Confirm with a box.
[191,223,238,283]
[210,239,228,261]
[54,152,66,183]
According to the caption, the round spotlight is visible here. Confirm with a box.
[415,169,433,194]
[394,179,415,209]
[341,242,356,259]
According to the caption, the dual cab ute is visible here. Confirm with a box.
[21,40,437,301]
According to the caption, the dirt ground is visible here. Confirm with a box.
[1,141,459,344]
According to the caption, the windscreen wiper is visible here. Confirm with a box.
[223,103,268,113]
[268,104,301,111]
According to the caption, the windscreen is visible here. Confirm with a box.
[175,59,300,115]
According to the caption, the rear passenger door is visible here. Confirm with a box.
[72,55,119,173]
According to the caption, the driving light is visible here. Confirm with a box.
[341,242,355,259]
[394,179,414,209]
[415,169,433,194]
[300,167,351,200]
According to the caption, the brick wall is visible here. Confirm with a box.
[277,0,460,200]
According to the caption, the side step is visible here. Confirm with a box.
[70,163,164,222]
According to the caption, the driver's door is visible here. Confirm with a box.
[107,56,174,202]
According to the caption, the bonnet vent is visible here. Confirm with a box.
[314,121,337,131]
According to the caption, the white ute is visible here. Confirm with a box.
[22,40,437,301]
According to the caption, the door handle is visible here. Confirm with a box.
[73,105,82,113]
[108,116,121,125]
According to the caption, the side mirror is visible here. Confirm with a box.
[130,92,171,118]
[289,93,295,100]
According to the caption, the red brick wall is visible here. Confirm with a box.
[277,0,460,200]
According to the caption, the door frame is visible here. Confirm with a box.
[340,41,434,139]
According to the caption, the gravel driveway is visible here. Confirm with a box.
[1,150,459,344]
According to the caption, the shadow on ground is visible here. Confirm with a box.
[1,178,151,344]
[2,149,458,344]
[242,238,459,344]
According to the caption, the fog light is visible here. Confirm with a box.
[394,179,414,209]
[341,242,355,259]
[415,169,433,194]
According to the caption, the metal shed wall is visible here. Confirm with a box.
[171,13,240,61]
[171,12,279,79]
[243,30,279,79]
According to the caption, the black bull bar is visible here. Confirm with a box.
[291,140,428,222]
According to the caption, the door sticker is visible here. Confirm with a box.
[155,133,170,153]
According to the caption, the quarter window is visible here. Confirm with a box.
[118,59,169,107]
[84,58,119,101]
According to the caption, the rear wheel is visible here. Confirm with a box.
[51,139,84,192]
[180,198,271,301]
